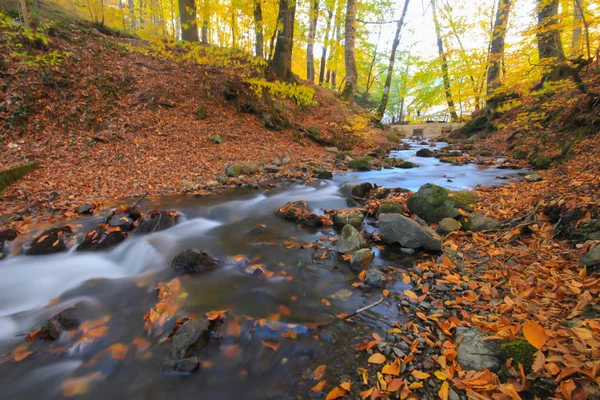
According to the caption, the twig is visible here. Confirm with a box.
[343,297,385,320]
[132,191,148,209]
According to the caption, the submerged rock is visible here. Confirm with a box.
[76,203,94,215]
[107,209,142,232]
[455,327,503,372]
[337,224,364,254]
[350,248,374,272]
[137,210,180,233]
[0,229,17,259]
[437,218,461,234]
[30,307,80,341]
[274,201,329,228]
[406,183,476,223]
[365,269,387,288]
[459,213,501,232]
[379,213,442,251]
[26,226,73,255]
[169,319,211,360]
[77,226,127,252]
[172,249,220,274]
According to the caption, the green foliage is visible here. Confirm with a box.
[501,340,537,373]
[512,150,528,160]
[246,78,317,108]
[11,50,71,68]
[531,155,553,169]
[348,157,373,171]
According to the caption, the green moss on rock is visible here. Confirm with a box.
[348,158,373,171]
[531,156,552,169]
[378,201,403,215]
[512,150,528,160]
[501,340,537,372]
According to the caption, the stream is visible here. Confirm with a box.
[0,140,523,399]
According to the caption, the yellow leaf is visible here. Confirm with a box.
[326,386,347,400]
[404,289,417,299]
[522,320,547,349]
[358,368,369,385]
[368,353,386,364]
[340,382,351,391]
[409,381,424,389]
[314,365,327,380]
[434,370,448,381]
[411,370,430,380]
[438,381,449,400]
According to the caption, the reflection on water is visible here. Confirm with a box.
[0,140,521,399]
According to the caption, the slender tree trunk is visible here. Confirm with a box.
[253,0,264,58]
[170,0,176,39]
[319,4,334,85]
[571,0,583,58]
[485,0,512,115]
[377,0,409,120]
[341,0,358,105]
[119,0,127,30]
[431,0,458,122]
[129,0,136,28]
[179,0,198,41]
[19,0,31,29]
[365,22,383,95]
[536,0,565,82]
[307,0,319,81]
[268,25,278,61]
[231,9,236,48]
[271,0,296,81]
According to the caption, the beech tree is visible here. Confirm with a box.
[431,0,458,122]
[306,0,319,81]
[485,0,512,116]
[536,0,565,83]
[342,0,357,105]
[271,0,296,81]
[178,0,199,42]
[377,0,410,121]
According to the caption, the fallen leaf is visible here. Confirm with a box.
[523,320,547,349]
[411,370,430,380]
[368,353,386,364]
[311,380,327,392]
[314,365,327,380]
[439,381,449,400]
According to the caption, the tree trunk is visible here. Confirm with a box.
[377,0,409,120]
[485,0,512,114]
[571,0,585,58]
[431,0,458,122]
[271,0,296,81]
[19,0,31,28]
[341,0,358,105]
[306,0,319,81]
[129,0,136,28]
[253,0,264,58]
[178,0,198,42]
[319,4,334,85]
[231,9,236,48]
[536,0,565,82]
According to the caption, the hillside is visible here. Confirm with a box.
[0,4,392,223]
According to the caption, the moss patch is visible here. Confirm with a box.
[0,162,38,193]
[501,339,537,372]
[348,158,373,171]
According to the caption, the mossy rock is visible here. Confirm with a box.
[501,340,537,372]
[378,201,403,215]
[348,158,373,171]
[373,147,387,157]
[386,132,400,143]
[195,104,207,119]
[0,161,38,193]
[397,161,418,169]
[479,149,493,157]
[531,156,552,169]
[512,150,528,160]
[406,183,476,223]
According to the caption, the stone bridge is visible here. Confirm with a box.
[391,123,465,139]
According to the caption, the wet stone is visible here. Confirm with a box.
[174,357,200,373]
[172,249,220,275]
[137,211,179,233]
[364,268,387,288]
[455,327,503,372]
[169,319,211,360]
[77,226,127,252]
[76,203,94,215]
[26,226,73,255]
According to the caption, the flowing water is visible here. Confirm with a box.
[0,140,522,399]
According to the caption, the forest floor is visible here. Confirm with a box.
[1,3,600,400]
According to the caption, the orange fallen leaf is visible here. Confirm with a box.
[326,386,347,400]
[523,320,546,349]
[382,358,401,376]
[61,372,103,397]
[314,364,327,380]
[279,305,291,316]
[387,378,404,392]
[311,380,327,392]
[411,370,430,380]
[281,330,297,339]
[368,353,386,364]
[438,381,449,400]
[261,340,280,351]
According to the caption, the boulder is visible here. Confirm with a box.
[524,172,543,182]
[580,245,600,273]
[437,218,461,234]
[273,157,282,166]
[275,201,328,228]
[76,203,94,215]
[315,170,333,180]
[26,226,73,255]
[226,164,258,177]
[137,211,180,233]
[365,269,387,288]
[459,213,501,232]
[325,147,339,154]
[169,319,212,360]
[350,182,373,202]
[396,161,418,169]
[282,155,291,165]
[379,213,442,251]
[350,249,374,272]
[416,148,434,157]
[0,228,17,259]
[31,307,80,340]
[406,183,476,223]
[263,165,281,173]
[77,226,127,252]
[455,327,503,372]
[348,158,373,171]
[337,224,363,254]
[332,211,364,228]
[172,249,220,274]
[377,201,403,215]
[106,209,141,231]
